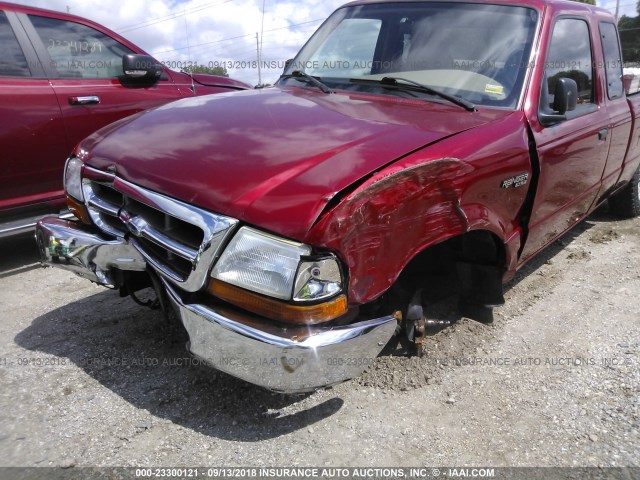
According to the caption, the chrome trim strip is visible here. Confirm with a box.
[83,180,124,238]
[87,194,120,217]
[129,237,185,283]
[0,211,74,239]
[120,212,198,263]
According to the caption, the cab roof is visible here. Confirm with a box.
[342,0,613,18]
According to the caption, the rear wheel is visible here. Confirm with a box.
[609,167,640,218]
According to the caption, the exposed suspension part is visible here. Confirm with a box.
[404,290,426,356]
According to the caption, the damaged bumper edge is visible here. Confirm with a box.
[35,216,146,287]
[35,216,397,393]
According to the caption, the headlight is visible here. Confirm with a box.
[64,157,84,201]
[211,226,343,302]
[212,227,312,300]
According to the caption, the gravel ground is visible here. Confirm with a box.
[0,205,638,469]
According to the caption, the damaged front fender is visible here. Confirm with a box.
[305,112,533,305]
[306,158,474,304]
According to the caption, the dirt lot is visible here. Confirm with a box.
[0,206,638,469]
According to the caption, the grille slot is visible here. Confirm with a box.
[92,182,123,208]
[84,181,126,237]
[125,197,204,250]
[136,237,194,280]
[82,167,238,292]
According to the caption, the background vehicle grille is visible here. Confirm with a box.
[82,167,238,292]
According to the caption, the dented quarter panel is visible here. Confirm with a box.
[305,112,533,305]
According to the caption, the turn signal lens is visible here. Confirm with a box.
[208,279,348,325]
[66,195,91,224]
[294,256,342,302]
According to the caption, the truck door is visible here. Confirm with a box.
[521,16,610,261]
[0,10,67,213]
[16,12,189,156]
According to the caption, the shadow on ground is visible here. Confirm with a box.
[14,289,343,441]
[0,233,41,278]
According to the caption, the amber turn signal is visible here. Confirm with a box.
[66,195,92,225]
[208,279,348,325]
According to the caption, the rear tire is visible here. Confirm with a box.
[609,167,640,218]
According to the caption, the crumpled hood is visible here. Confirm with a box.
[81,86,510,240]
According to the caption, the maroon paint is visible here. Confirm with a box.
[80,87,515,241]
[54,0,640,308]
[0,78,68,211]
[0,1,249,217]
[306,112,532,304]
[520,1,636,262]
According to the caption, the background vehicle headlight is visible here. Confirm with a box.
[293,257,342,302]
[212,227,311,300]
[64,157,84,201]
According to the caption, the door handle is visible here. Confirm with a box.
[598,128,609,141]
[68,96,100,105]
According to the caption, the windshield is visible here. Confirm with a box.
[281,2,539,109]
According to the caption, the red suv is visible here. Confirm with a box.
[0,2,250,237]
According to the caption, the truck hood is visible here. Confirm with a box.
[81,87,511,240]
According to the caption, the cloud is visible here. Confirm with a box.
[11,0,346,85]
[601,0,637,17]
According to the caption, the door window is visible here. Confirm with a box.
[545,18,594,109]
[0,11,31,77]
[599,22,623,99]
[29,15,133,79]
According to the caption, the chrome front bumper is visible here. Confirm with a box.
[163,280,397,393]
[35,216,397,393]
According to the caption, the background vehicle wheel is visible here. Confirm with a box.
[609,167,640,218]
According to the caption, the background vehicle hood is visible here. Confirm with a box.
[81,87,510,240]
[189,72,252,90]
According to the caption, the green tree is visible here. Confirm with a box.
[571,0,595,4]
[183,65,229,77]
[619,14,640,64]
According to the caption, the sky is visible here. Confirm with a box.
[10,0,638,86]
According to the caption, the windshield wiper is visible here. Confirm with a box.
[382,77,475,111]
[281,70,333,94]
[351,76,475,111]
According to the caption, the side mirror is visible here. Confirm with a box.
[539,76,578,126]
[122,54,162,83]
[552,77,578,115]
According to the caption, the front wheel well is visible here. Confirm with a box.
[360,230,507,320]
[406,230,506,276]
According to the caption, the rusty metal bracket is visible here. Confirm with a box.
[405,290,426,356]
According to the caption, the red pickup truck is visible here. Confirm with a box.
[0,2,250,238]
[36,0,640,393]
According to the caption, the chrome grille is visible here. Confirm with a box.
[84,180,126,237]
[82,166,238,292]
